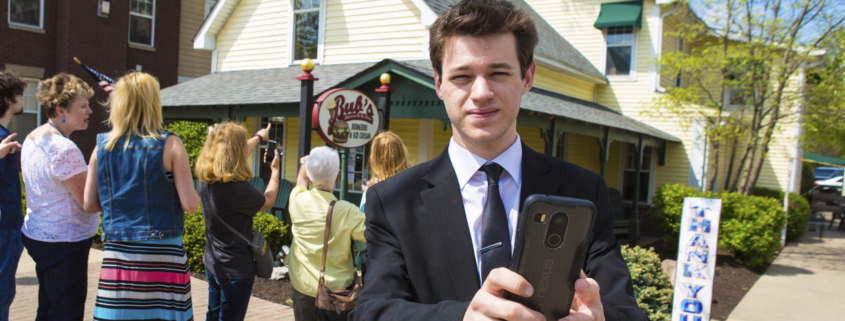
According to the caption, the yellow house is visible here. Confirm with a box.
[523,0,805,196]
[161,0,681,238]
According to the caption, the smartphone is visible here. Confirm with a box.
[506,195,596,320]
[265,140,277,163]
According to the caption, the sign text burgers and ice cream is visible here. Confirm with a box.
[312,88,381,149]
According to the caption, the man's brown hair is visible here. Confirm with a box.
[429,0,539,79]
[0,70,27,118]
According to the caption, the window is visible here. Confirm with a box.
[605,26,635,76]
[129,0,155,46]
[290,0,325,63]
[9,0,43,28]
[555,133,568,161]
[333,147,366,194]
[255,117,285,186]
[10,78,41,143]
[621,145,653,202]
[675,38,684,87]
[204,0,217,18]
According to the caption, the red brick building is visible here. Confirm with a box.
[2,0,181,158]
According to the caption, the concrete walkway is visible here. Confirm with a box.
[728,222,845,321]
[10,246,294,320]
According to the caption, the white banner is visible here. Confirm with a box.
[671,197,722,321]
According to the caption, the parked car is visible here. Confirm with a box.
[815,176,843,194]
[814,166,844,180]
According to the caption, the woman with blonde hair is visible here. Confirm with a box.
[195,122,279,321]
[20,73,96,320]
[83,71,199,321]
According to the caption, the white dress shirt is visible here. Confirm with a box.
[448,135,523,284]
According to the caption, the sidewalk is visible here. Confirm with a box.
[727,223,845,321]
[11,247,294,320]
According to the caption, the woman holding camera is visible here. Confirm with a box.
[83,72,199,321]
[194,122,279,321]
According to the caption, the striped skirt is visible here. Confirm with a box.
[93,237,194,321]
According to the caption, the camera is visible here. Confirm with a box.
[545,212,569,249]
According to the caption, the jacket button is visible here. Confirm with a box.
[160,233,165,237]
[151,233,155,237]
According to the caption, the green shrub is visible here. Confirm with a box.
[181,205,289,273]
[621,245,673,321]
[165,121,208,171]
[801,162,816,194]
[652,184,785,267]
[750,189,811,243]
[785,192,810,243]
[651,184,706,247]
[717,192,784,267]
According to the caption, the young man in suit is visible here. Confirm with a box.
[351,1,646,320]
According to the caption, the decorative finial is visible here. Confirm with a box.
[73,57,81,64]
[301,58,315,72]
[380,73,391,85]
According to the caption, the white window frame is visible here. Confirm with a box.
[600,26,639,82]
[128,0,156,47]
[331,146,366,195]
[616,143,657,204]
[288,0,327,65]
[20,77,41,135]
[8,0,44,29]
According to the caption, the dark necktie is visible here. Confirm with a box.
[479,163,511,283]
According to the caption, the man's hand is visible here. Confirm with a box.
[563,270,604,321]
[0,134,21,159]
[464,268,544,321]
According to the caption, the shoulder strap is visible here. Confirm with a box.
[320,200,337,274]
[206,183,253,246]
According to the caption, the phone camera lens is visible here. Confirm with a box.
[553,217,564,226]
[547,234,562,247]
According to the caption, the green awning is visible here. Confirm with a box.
[804,152,845,167]
[594,0,643,29]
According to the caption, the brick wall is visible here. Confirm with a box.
[1,0,181,159]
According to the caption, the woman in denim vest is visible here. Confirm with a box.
[83,72,199,321]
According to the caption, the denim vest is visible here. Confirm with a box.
[97,130,184,242]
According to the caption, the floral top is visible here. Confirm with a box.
[21,135,97,242]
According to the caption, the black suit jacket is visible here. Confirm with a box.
[350,142,646,320]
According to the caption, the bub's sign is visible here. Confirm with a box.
[312,88,381,149]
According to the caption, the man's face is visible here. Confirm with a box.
[5,94,24,116]
[435,33,535,149]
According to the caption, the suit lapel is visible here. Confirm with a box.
[519,143,560,210]
[421,148,483,298]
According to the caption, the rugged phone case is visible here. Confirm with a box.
[506,194,597,320]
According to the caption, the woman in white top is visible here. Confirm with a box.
[20,73,97,321]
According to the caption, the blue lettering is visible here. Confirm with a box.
[684,264,706,279]
[687,234,709,248]
[691,206,706,217]
[680,314,703,321]
[683,283,705,298]
[687,249,708,263]
[681,300,703,314]
[689,218,711,233]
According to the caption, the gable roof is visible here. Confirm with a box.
[422,0,606,83]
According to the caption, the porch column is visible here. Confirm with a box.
[631,136,644,246]
[598,128,611,177]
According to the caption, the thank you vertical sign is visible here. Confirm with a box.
[671,197,722,321]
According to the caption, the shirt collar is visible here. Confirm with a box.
[448,134,523,190]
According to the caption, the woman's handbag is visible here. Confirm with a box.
[315,201,362,317]
[207,192,275,279]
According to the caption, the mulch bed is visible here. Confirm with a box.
[646,238,773,321]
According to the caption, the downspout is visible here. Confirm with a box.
[652,2,679,93]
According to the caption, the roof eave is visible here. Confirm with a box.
[409,0,438,27]
[192,0,239,51]
[535,55,608,85]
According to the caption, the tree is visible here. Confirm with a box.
[649,0,845,195]
[803,28,845,158]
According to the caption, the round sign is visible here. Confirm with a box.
[312,88,381,149]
